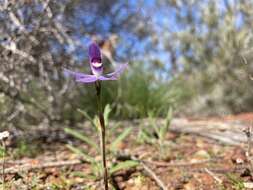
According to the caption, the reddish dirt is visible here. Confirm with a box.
[3,113,253,190]
[223,112,253,123]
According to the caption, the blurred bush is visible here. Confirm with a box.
[0,0,156,128]
[1,0,253,129]
[102,63,179,118]
[156,0,253,116]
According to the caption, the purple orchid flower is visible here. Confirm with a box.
[64,42,127,83]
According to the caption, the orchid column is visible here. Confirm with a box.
[65,42,127,190]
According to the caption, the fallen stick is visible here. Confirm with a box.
[204,168,222,184]
[169,119,247,146]
[191,167,244,174]
[4,156,168,190]
[1,159,82,175]
[144,157,221,167]
[118,154,168,190]
[140,161,168,190]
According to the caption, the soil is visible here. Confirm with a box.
[2,113,253,190]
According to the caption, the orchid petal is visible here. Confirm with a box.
[106,63,128,78]
[98,75,117,81]
[64,68,93,79]
[89,43,102,63]
[76,75,98,83]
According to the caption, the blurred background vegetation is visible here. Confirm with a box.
[0,0,252,129]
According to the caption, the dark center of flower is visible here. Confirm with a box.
[91,58,102,63]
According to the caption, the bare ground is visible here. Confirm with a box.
[2,113,253,190]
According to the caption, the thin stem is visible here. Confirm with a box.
[244,125,253,173]
[2,140,5,190]
[95,81,109,190]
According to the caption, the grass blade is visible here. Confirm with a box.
[137,130,155,144]
[160,107,173,140]
[148,111,160,138]
[71,172,97,180]
[110,128,132,152]
[103,104,112,127]
[64,128,99,151]
[66,144,95,163]
[109,160,139,175]
[77,109,97,130]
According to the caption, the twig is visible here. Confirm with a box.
[1,42,36,63]
[1,159,82,175]
[243,124,253,173]
[0,131,9,189]
[144,157,221,167]
[204,168,223,184]
[131,156,168,190]
[141,162,168,190]
[191,167,244,174]
[1,140,6,190]
[8,12,26,32]
[116,153,168,189]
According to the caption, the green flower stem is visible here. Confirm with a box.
[95,81,108,190]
